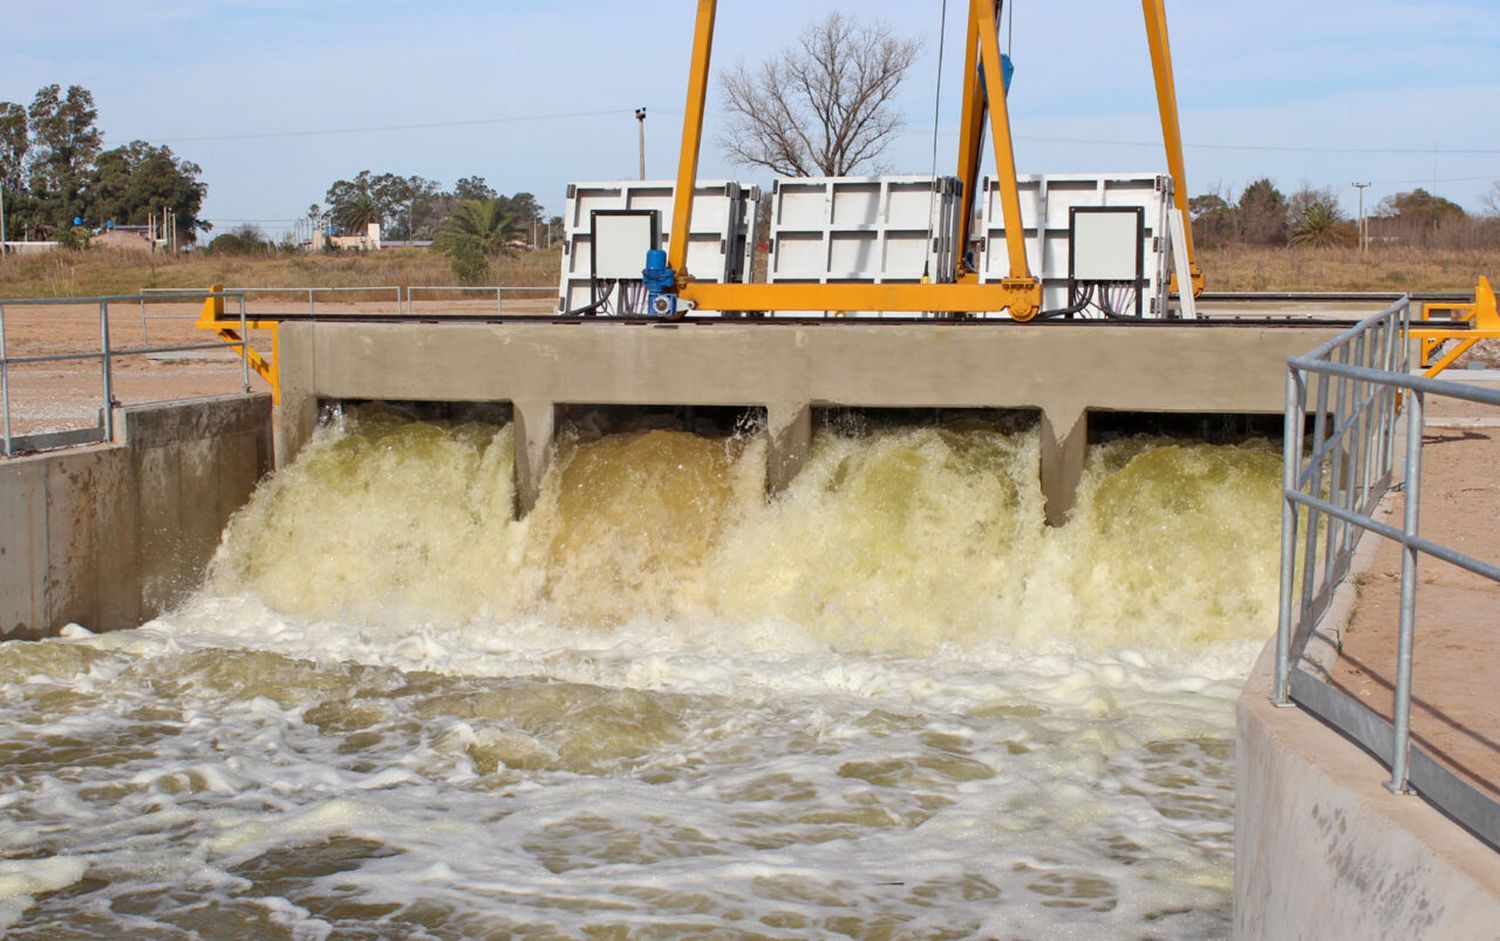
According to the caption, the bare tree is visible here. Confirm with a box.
[718,12,922,177]
[1483,180,1500,217]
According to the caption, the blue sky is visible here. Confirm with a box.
[4,0,1498,239]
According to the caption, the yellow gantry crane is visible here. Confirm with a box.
[664,0,1204,320]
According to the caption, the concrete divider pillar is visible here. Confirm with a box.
[513,399,556,515]
[273,322,317,468]
[1040,407,1087,527]
[766,403,813,496]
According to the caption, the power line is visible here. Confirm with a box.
[146,107,681,144]
[1364,174,1497,187]
[1015,134,1500,157]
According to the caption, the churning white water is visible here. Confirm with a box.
[0,407,1284,938]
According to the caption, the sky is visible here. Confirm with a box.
[3,0,1498,240]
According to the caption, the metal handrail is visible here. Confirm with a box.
[404,285,556,316]
[0,291,254,458]
[1275,295,1500,849]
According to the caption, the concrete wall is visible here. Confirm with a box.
[274,319,1344,524]
[0,395,272,640]
[1236,641,1500,939]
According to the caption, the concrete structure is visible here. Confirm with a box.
[93,227,154,254]
[1237,641,1500,938]
[0,395,272,639]
[272,319,1346,523]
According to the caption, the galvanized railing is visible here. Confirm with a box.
[145,285,404,316]
[1276,296,1500,848]
[0,291,252,457]
[404,285,557,315]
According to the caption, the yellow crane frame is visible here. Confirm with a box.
[667,0,1202,320]
[1411,276,1500,379]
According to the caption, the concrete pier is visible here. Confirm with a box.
[273,319,1345,522]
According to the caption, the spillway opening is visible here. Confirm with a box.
[320,398,514,427]
[813,406,1040,438]
[1087,410,1283,446]
[553,403,767,443]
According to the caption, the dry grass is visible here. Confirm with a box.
[0,246,564,299]
[1199,245,1500,293]
[2,243,1494,299]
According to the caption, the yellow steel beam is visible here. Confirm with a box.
[953,8,986,269]
[1141,0,1203,296]
[678,280,1043,313]
[972,0,1031,285]
[668,0,718,279]
[195,282,280,402]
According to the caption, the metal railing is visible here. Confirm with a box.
[146,285,403,316]
[1276,296,1500,848]
[404,285,557,315]
[0,291,253,458]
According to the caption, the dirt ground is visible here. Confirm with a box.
[0,295,556,438]
[1331,413,1500,799]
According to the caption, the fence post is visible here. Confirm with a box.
[0,302,10,457]
[1386,388,1424,795]
[497,286,503,316]
[1275,366,1303,705]
[239,293,251,393]
[100,299,115,441]
[1298,372,1331,626]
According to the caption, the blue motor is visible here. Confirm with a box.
[642,248,678,318]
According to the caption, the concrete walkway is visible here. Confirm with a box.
[1330,400,1500,802]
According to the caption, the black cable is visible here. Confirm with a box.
[1032,282,1094,320]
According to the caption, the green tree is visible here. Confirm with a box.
[326,171,386,233]
[88,140,207,240]
[1189,192,1237,248]
[1237,178,1288,245]
[27,84,101,232]
[1377,188,1466,230]
[453,176,496,202]
[434,199,521,284]
[209,223,271,254]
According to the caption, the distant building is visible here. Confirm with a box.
[93,226,155,254]
[312,223,384,252]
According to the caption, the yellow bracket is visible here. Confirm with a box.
[1411,276,1499,379]
[195,282,281,402]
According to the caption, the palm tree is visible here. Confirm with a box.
[1290,202,1354,248]
[434,199,521,284]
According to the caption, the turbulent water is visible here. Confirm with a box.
[0,408,1285,939]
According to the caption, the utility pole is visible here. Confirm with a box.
[0,183,7,256]
[1353,182,1371,256]
[635,107,647,181]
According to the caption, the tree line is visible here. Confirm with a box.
[308,171,559,244]
[0,84,205,246]
[1191,178,1499,251]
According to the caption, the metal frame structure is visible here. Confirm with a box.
[1412,275,1500,378]
[0,291,252,458]
[666,0,1201,319]
[1276,297,1500,849]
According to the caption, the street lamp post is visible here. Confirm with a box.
[636,108,647,181]
[1353,182,1372,256]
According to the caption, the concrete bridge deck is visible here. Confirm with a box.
[274,317,1348,524]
